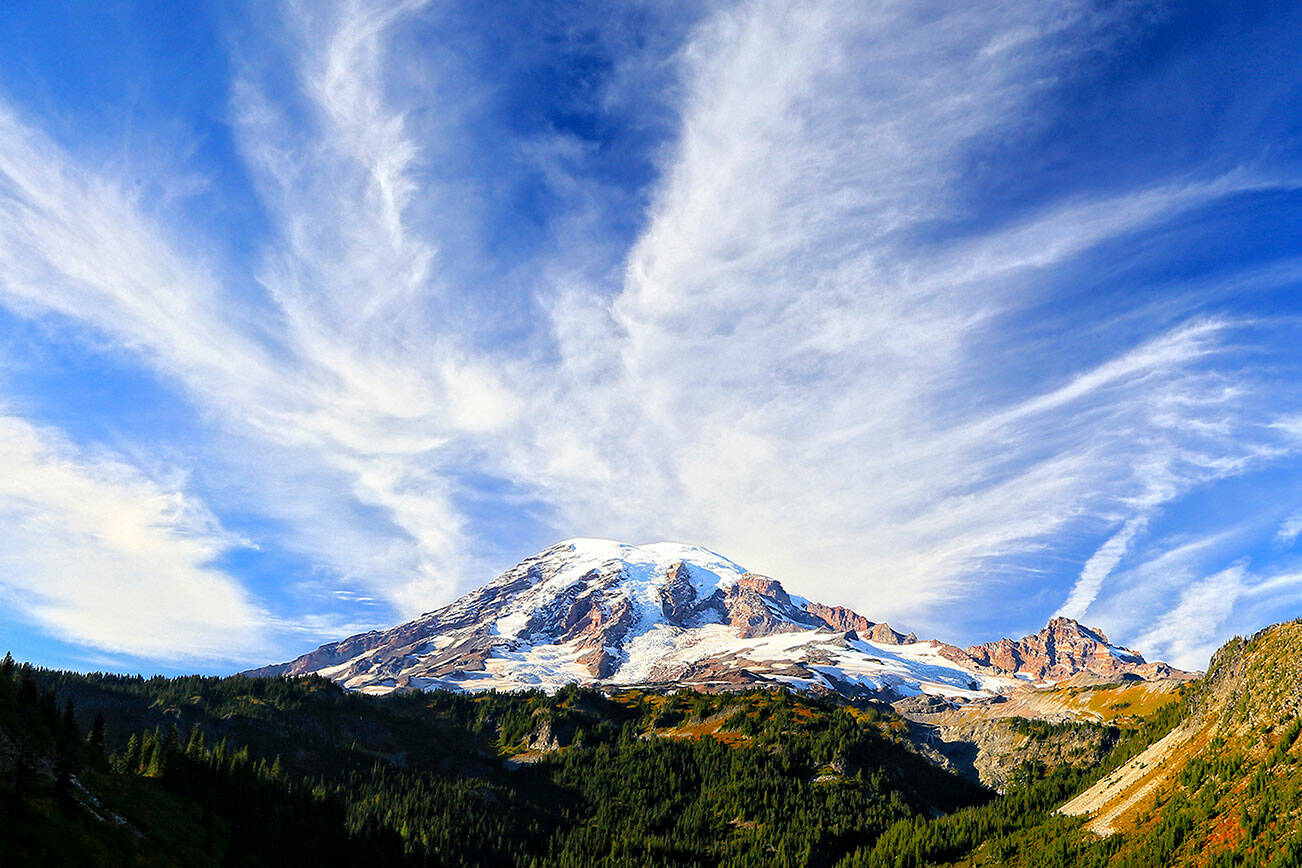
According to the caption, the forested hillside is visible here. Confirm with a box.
[0,656,985,866]
[4,631,1292,867]
[846,621,1302,867]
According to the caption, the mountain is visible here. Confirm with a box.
[1055,620,1302,857]
[939,616,1187,682]
[11,619,1302,866]
[250,539,1188,700]
[854,618,1302,866]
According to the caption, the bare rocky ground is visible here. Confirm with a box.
[1059,721,1209,834]
[892,677,1189,790]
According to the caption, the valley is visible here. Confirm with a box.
[4,540,1300,866]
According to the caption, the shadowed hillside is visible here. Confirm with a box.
[9,620,1302,866]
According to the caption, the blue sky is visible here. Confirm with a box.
[0,0,1300,674]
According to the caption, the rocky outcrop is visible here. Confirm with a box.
[526,712,574,752]
[927,717,1121,791]
[937,617,1195,683]
[801,603,915,644]
[659,562,700,623]
[723,584,799,638]
[868,622,918,644]
[720,574,826,639]
[804,602,874,634]
[893,694,955,716]
[575,648,618,679]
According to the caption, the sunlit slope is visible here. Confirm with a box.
[1060,620,1302,864]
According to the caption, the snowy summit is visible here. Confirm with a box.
[248,540,1188,701]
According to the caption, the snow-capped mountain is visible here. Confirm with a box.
[248,539,1189,701]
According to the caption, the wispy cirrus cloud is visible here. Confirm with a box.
[514,0,1302,634]
[1133,564,1302,668]
[0,3,522,621]
[1276,511,1302,548]
[0,0,1300,667]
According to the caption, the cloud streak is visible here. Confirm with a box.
[0,0,1299,665]
[515,1,1302,634]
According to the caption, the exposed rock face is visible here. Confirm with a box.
[937,617,1194,682]
[248,539,1189,699]
[868,623,918,645]
[526,713,574,752]
[893,694,955,716]
[927,718,1121,791]
[722,576,820,638]
[804,602,873,634]
[803,603,916,645]
[659,562,701,623]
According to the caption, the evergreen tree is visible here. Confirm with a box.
[61,698,78,741]
[17,670,37,706]
[88,710,106,751]
[184,722,204,757]
[122,732,141,773]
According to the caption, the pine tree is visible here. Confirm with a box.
[142,731,161,776]
[159,725,181,777]
[123,732,141,773]
[61,698,78,741]
[185,722,205,758]
[17,670,37,706]
[88,711,107,751]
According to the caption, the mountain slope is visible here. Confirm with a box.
[1054,619,1302,864]
[851,618,1302,866]
[2,661,990,867]
[252,539,1186,701]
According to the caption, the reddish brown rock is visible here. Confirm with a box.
[802,602,915,644]
[804,602,874,634]
[938,617,1195,682]
[721,582,811,638]
[735,574,793,606]
[576,648,618,679]
[723,584,785,638]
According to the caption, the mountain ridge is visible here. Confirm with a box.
[248,538,1193,700]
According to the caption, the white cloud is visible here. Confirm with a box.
[0,2,520,624]
[1277,511,1302,548]
[1058,518,1149,621]
[1131,564,1250,669]
[0,413,265,660]
[0,0,1297,668]
[1133,565,1302,670]
[514,0,1298,630]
